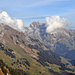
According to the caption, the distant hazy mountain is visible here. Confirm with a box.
[25,21,75,61]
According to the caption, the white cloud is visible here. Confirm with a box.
[45,16,70,33]
[0,11,25,32]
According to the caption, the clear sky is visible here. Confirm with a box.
[0,0,75,28]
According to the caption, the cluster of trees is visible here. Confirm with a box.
[36,50,61,66]
[0,59,7,75]
[0,43,16,58]
[11,58,30,69]
[37,50,74,72]
[48,69,75,75]
[0,59,29,75]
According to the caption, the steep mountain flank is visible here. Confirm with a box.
[0,24,74,75]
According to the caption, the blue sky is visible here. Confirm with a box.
[0,0,75,28]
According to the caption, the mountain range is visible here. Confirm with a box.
[25,21,75,61]
[0,23,75,75]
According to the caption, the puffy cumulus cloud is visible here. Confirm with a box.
[45,16,70,33]
[0,11,25,32]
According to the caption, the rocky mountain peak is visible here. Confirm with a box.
[29,21,43,29]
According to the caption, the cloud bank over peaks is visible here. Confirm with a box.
[45,16,70,33]
[0,11,25,32]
